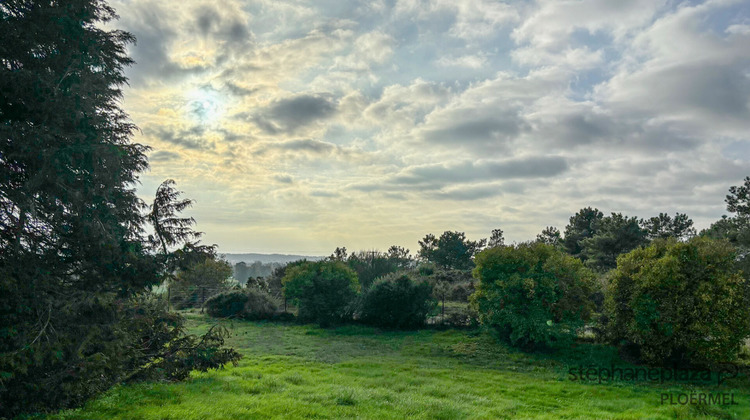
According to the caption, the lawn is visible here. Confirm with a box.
[49,313,750,419]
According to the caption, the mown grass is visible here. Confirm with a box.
[49,313,750,419]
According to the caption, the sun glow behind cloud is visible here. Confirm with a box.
[111,0,750,255]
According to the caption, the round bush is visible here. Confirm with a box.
[205,289,278,320]
[471,242,597,349]
[243,288,278,320]
[205,291,248,318]
[358,273,437,329]
[605,237,750,366]
[282,261,359,326]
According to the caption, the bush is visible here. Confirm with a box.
[605,237,750,366]
[357,273,437,329]
[205,289,278,320]
[282,261,359,327]
[449,281,475,302]
[471,242,597,349]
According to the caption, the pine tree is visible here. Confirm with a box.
[0,1,158,414]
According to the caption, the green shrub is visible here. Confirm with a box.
[205,291,249,318]
[205,289,278,320]
[244,288,279,320]
[605,237,750,366]
[357,273,437,329]
[471,242,597,349]
[282,261,359,327]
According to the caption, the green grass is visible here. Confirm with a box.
[49,313,750,419]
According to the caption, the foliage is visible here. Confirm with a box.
[0,1,156,416]
[536,226,562,247]
[266,259,310,299]
[147,179,201,256]
[580,213,648,272]
[346,249,407,290]
[418,231,486,270]
[121,296,242,382]
[563,207,604,260]
[0,2,240,416]
[472,243,597,349]
[702,177,750,276]
[604,237,750,366]
[282,261,360,326]
[205,289,278,320]
[726,176,750,216]
[487,228,505,248]
[640,212,696,241]
[357,273,437,329]
[170,257,234,309]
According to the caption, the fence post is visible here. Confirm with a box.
[200,287,206,313]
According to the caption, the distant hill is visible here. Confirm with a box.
[221,253,324,265]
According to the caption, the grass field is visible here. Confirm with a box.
[49,313,750,419]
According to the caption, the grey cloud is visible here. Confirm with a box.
[149,150,180,162]
[121,5,208,85]
[252,95,338,134]
[429,185,504,201]
[147,126,214,151]
[310,190,340,198]
[421,114,525,147]
[398,156,569,185]
[274,174,294,184]
[253,139,344,157]
[351,156,568,194]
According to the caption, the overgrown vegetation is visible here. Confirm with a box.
[605,237,750,366]
[0,2,239,417]
[205,289,278,320]
[357,273,437,329]
[472,243,597,349]
[282,261,360,326]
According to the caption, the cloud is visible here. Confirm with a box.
[352,156,569,194]
[273,174,294,184]
[146,126,215,151]
[149,150,181,162]
[252,94,338,134]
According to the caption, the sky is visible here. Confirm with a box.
[110,0,750,255]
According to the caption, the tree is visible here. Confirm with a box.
[0,2,238,415]
[605,238,750,366]
[346,250,402,290]
[703,177,750,275]
[641,212,696,241]
[147,179,201,255]
[471,243,597,349]
[536,226,562,247]
[487,228,505,248]
[0,1,157,414]
[563,207,604,260]
[170,257,234,309]
[580,213,648,272]
[357,273,436,329]
[418,231,485,270]
[726,176,750,217]
[282,260,359,326]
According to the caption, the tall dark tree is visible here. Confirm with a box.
[148,179,201,255]
[563,207,604,260]
[536,226,562,247]
[581,213,648,271]
[418,231,485,270]
[703,177,750,275]
[487,228,505,248]
[641,212,696,241]
[0,2,239,415]
[0,0,156,414]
